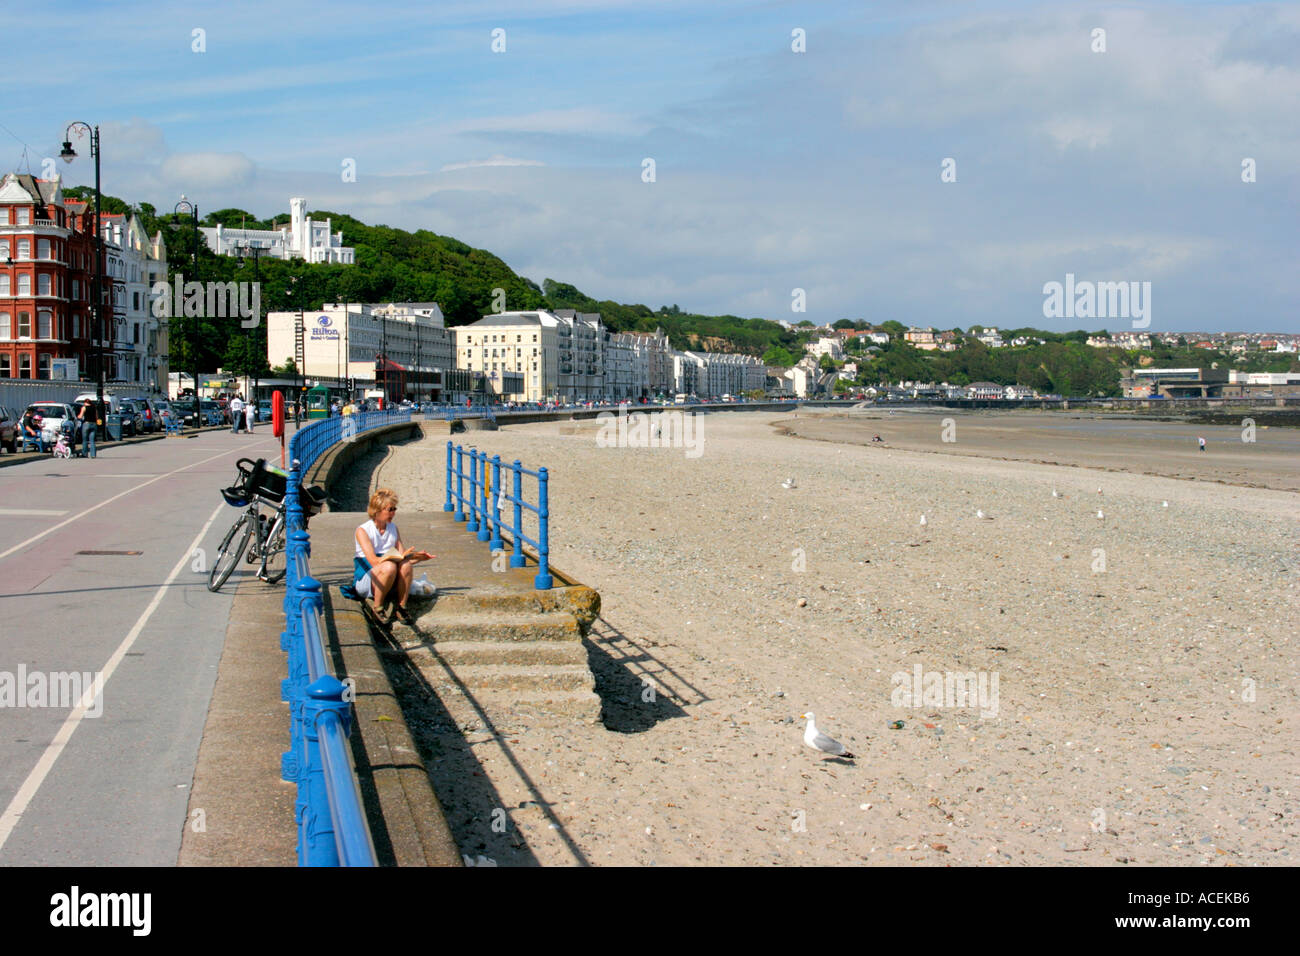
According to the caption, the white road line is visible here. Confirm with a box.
[0,509,68,516]
[0,439,277,565]
[0,501,226,854]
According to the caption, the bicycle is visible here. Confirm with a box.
[208,458,325,592]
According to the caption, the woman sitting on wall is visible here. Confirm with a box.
[353,488,432,625]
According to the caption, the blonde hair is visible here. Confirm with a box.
[367,488,399,520]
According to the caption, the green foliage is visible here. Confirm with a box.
[763,345,797,367]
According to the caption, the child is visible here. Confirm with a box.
[353,488,433,625]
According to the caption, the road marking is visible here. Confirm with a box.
[0,501,226,854]
[0,439,277,565]
[89,474,163,478]
[0,509,68,516]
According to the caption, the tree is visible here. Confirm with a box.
[762,345,797,367]
[819,353,837,371]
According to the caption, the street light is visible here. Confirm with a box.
[236,240,267,402]
[174,196,200,427]
[59,122,104,411]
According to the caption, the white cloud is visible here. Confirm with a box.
[441,154,546,171]
[159,152,256,190]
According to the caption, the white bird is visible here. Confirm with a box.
[1051,488,1061,498]
[800,712,855,759]
[1162,501,1168,508]
[781,477,797,489]
[976,509,992,520]
[1097,509,1105,520]
[919,514,927,526]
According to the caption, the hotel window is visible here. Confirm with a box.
[38,274,51,296]
[37,239,50,259]
[38,311,51,338]
[0,312,8,337]
[0,355,7,376]
[18,275,30,295]
[38,353,50,379]
[18,239,30,258]
[16,208,29,225]
[19,354,31,377]
[0,275,7,295]
[0,239,7,257]
[18,311,30,337]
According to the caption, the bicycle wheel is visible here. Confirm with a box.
[259,520,287,584]
[208,514,252,592]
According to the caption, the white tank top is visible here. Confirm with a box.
[356,519,398,560]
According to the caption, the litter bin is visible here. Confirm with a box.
[105,414,123,442]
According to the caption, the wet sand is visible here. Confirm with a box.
[779,408,1300,492]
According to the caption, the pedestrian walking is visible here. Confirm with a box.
[229,395,245,434]
[1198,436,1207,452]
[245,399,255,433]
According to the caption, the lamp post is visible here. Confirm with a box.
[59,123,104,410]
[236,240,266,403]
[173,196,200,427]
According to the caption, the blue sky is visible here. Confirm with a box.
[5,0,1297,332]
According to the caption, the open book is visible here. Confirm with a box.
[375,547,433,565]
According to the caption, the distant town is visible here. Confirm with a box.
[2,176,1296,406]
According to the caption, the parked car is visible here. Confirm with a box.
[25,402,78,443]
[116,399,145,437]
[122,396,162,432]
[0,405,19,452]
[256,399,273,422]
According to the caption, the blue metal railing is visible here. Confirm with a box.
[281,409,410,866]
[444,440,552,590]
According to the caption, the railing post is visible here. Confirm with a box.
[466,448,479,533]
[299,674,348,866]
[477,452,492,543]
[510,461,525,568]
[443,440,453,512]
[488,455,503,550]
[535,466,553,590]
[454,445,465,522]
[282,574,320,786]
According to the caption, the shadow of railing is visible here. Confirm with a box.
[582,613,708,734]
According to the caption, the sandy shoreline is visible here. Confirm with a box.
[340,410,1297,866]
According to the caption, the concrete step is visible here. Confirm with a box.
[438,688,602,726]
[417,609,582,643]
[430,586,601,632]
[430,663,595,694]
[431,640,589,667]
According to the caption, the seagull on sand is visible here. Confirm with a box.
[1162,500,1169,508]
[1051,488,1061,498]
[781,477,797,489]
[919,514,927,526]
[976,509,992,520]
[1097,509,1105,520]
[800,712,855,759]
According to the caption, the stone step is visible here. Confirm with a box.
[430,663,595,694]
[436,688,602,726]
[430,587,600,631]
[431,640,589,667]
[417,609,582,643]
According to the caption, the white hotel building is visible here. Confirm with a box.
[266,302,452,397]
[200,198,355,265]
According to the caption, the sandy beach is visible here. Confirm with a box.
[338,409,1298,866]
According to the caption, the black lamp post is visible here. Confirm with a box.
[173,197,200,427]
[236,240,266,402]
[59,122,103,410]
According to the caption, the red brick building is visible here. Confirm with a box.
[0,172,103,380]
